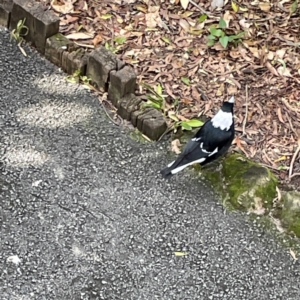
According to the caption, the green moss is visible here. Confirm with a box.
[191,153,278,214]
[248,213,300,253]
[221,154,278,211]
[280,192,300,237]
[254,169,277,207]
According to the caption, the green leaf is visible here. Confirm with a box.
[235,31,245,38]
[148,95,162,104]
[198,14,207,23]
[207,34,216,40]
[291,0,298,13]
[277,165,289,170]
[156,84,163,95]
[114,36,126,45]
[17,19,23,29]
[143,100,161,110]
[181,77,190,86]
[181,122,192,131]
[161,36,171,44]
[231,1,239,12]
[184,119,204,127]
[207,39,215,46]
[228,31,244,41]
[210,28,224,37]
[174,251,188,256]
[219,18,227,29]
[101,14,112,19]
[168,113,179,122]
[220,36,229,48]
[277,58,286,70]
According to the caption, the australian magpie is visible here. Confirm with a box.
[160,96,235,178]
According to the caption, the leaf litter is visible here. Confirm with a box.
[37,0,300,189]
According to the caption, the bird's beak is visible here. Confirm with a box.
[228,96,235,103]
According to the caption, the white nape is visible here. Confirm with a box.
[211,110,233,130]
[228,96,235,103]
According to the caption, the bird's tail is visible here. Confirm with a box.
[160,166,174,179]
[160,157,191,179]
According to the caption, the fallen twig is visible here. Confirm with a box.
[242,84,248,136]
[290,173,300,179]
[289,144,300,180]
[157,126,174,142]
[260,163,281,171]
[100,100,120,126]
[282,97,300,113]
[189,0,219,19]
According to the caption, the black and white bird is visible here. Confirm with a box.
[160,96,235,178]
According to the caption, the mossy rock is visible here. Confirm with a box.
[201,153,277,213]
[222,154,277,211]
[280,191,300,236]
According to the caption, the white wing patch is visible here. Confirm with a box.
[208,147,218,157]
[211,110,232,130]
[170,157,206,175]
[200,143,209,154]
[191,137,201,142]
[167,160,175,167]
[200,143,218,157]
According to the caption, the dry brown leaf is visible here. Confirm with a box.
[259,2,271,11]
[277,66,292,77]
[234,136,249,156]
[276,49,286,59]
[211,0,224,10]
[145,6,162,28]
[51,0,74,14]
[266,62,279,76]
[267,51,275,60]
[277,107,284,123]
[93,34,103,46]
[290,249,298,261]
[65,32,94,40]
[249,197,265,215]
[180,0,190,10]
[248,47,260,59]
[239,19,251,29]
[171,139,182,154]
[227,84,238,95]
[216,83,224,96]
[179,19,190,32]
[223,11,233,27]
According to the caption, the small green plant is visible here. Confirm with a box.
[105,36,127,53]
[66,69,91,87]
[142,83,204,131]
[142,83,166,111]
[207,18,244,48]
[170,113,204,131]
[10,18,29,56]
[10,18,29,43]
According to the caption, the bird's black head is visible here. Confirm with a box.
[222,96,234,113]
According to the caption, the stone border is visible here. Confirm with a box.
[0,0,167,141]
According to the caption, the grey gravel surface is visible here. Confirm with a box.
[1,27,300,300]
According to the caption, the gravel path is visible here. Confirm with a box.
[1,27,300,300]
